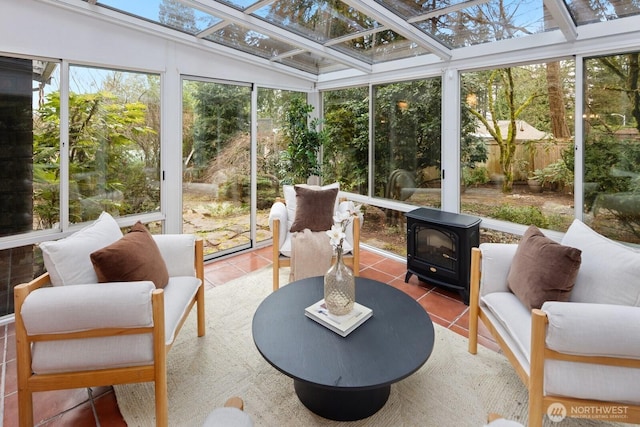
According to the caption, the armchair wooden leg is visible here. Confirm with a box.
[528,309,548,427]
[156,379,168,427]
[468,248,481,355]
[197,284,205,337]
[272,261,279,291]
[487,413,503,422]
[195,238,206,337]
[152,291,169,427]
[224,396,244,410]
[272,219,280,291]
[15,283,34,427]
[17,389,33,427]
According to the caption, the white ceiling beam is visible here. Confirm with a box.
[196,21,230,39]
[324,26,388,47]
[243,0,276,15]
[407,0,491,23]
[182,0,372,73]
[340,0,451,60]
[543,0,578,40]
[270,49,305,61]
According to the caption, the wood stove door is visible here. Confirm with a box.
[411,225,459,282]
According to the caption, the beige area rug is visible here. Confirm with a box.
[115,267,624,427]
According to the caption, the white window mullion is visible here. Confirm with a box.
[59,60,70,231]
[368,84,374,198]
[250,84,258,244]
[307,90,322,183]
[574,55,585,222]
[163,66,182,234]
[441,68,461,213]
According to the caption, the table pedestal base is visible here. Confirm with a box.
[294,380,390,421]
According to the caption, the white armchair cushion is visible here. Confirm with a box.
[163,276,202,345]
[482,292,532,363]
[24,277,203,346]
[479,243,518,296]
[269,201,289,251]
[21,281,156,374]
[153,234,196,277]
[542,301,640,358]
[39,211,123,286]
[32,333,155,374]
[21,281,155,334]
[545,300,640,402]
[562,219,640,306]
[545,359,640,404]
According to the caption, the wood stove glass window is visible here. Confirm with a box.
[415,226,457,272]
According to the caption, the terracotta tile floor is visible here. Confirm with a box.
[2,246,498,426]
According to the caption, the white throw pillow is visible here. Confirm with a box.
[562,219,640,306]
[283,182,340,231]
[39,211,123,286]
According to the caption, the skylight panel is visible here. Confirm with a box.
[204,23,303,62]
[375,0,474,20]
[250,0,381,43]
[374,0,557,49]
[331,29,429,63]
[96,0,221,34]
[564,0,640,25]
[412,0,555,48]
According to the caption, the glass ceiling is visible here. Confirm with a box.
[85,0,640,75]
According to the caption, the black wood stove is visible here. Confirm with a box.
[404,208,481,304]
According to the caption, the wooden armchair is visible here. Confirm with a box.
[15,213,205,427]
[268,183,361,291]
[468,220,640,426]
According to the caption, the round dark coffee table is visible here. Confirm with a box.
[252,276,434,421]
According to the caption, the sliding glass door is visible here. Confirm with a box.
[182,78,252,257]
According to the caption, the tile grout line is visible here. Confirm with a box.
[415,290,455,328]
[416,288,465,329]
[451,306,470,326]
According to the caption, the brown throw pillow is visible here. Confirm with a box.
[90,221,170,288]
[507,225,582,310]
[289,185,339,232]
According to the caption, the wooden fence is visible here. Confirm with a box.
[480,140,572,181]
